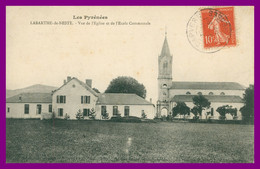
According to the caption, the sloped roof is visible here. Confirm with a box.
[6,93,52,103]
[160,36,171,56]
[171,95,243,103]
[97,93,153,105]
[171,81,245,90]
[52,77,98,97]
[73,78,98,97]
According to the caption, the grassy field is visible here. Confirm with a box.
[6,119,254,163]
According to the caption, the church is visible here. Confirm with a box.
[156,34,245,120]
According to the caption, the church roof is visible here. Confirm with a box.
[171,81,245,90]
[160,36,171,56]
[6,93,52,103]
[171,95,243,103]
[97,93,153,105]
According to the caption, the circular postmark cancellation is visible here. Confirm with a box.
[186,7,236,53]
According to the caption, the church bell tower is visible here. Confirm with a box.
[157,32,173,117]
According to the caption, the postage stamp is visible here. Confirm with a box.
[201,7,236,49]
[187,7,236,53]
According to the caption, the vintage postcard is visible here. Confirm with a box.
[6,6,254,163]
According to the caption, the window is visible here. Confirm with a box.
[163,61,168,73]
[162,84,167,88]
[81,96,90,104]
[7,107,10,113]
[58,108,63,117]
[186,91,191,95]
[220,92,225,95]
[197,92,202,95]
[24,104,29,114]
[124,106,130,116]
[49,104,52,113]
[36,104,42,114]
[113,106,118,116]
[83,109,90,116]
[101,106,107,116]
[209,92,214,95]
[163,92,166,96]
[57,95,66,103]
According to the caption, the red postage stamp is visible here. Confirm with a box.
[201,7,236,49]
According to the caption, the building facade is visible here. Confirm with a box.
[52,77,155,120]
[52,77,99,119]
[157,35,245,120]
[6,93,52,118]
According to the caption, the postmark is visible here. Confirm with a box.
[187,7,236,53]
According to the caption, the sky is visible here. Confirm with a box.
[6,6,254,103]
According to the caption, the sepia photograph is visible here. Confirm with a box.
[5,6,254,163]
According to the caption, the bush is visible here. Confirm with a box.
[153,117,162,122]
[110,116,141,123]
[166,115,173,121]
[193,116,199,120]
[76,109,84,120]
[101,110,109,119]
[161,115,167,121]
[89,108,96,120]
[141,111,147,119]
[219,116,226,120]
[64,113,70,120]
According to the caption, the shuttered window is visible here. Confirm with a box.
[83,109,90,116]
[113,106,118,116]
[36,104,42,114]
[124,106,130,116]
[49,104,52,113]
[57,96,66,103]
[24,104,29,114]
[81,96,90,104]
[101,106,107,116]
[58,108,63,116]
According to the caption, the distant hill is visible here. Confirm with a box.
[6,84,58,98]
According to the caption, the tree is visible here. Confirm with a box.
[240,85,254,122]
[216,105,228,120]
[192,95,211,117]
[89,108,96,120]
[92,88,100,93]
[216,105,238,120]
[105,76,147,98]
[76,109,84,120]
[141,111,147,119]
[191,106,200,120]
[172,102,190,119]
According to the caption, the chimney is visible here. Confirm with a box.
[67,76,72,82]
[63,79,66,84]
[86,79,92,88]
